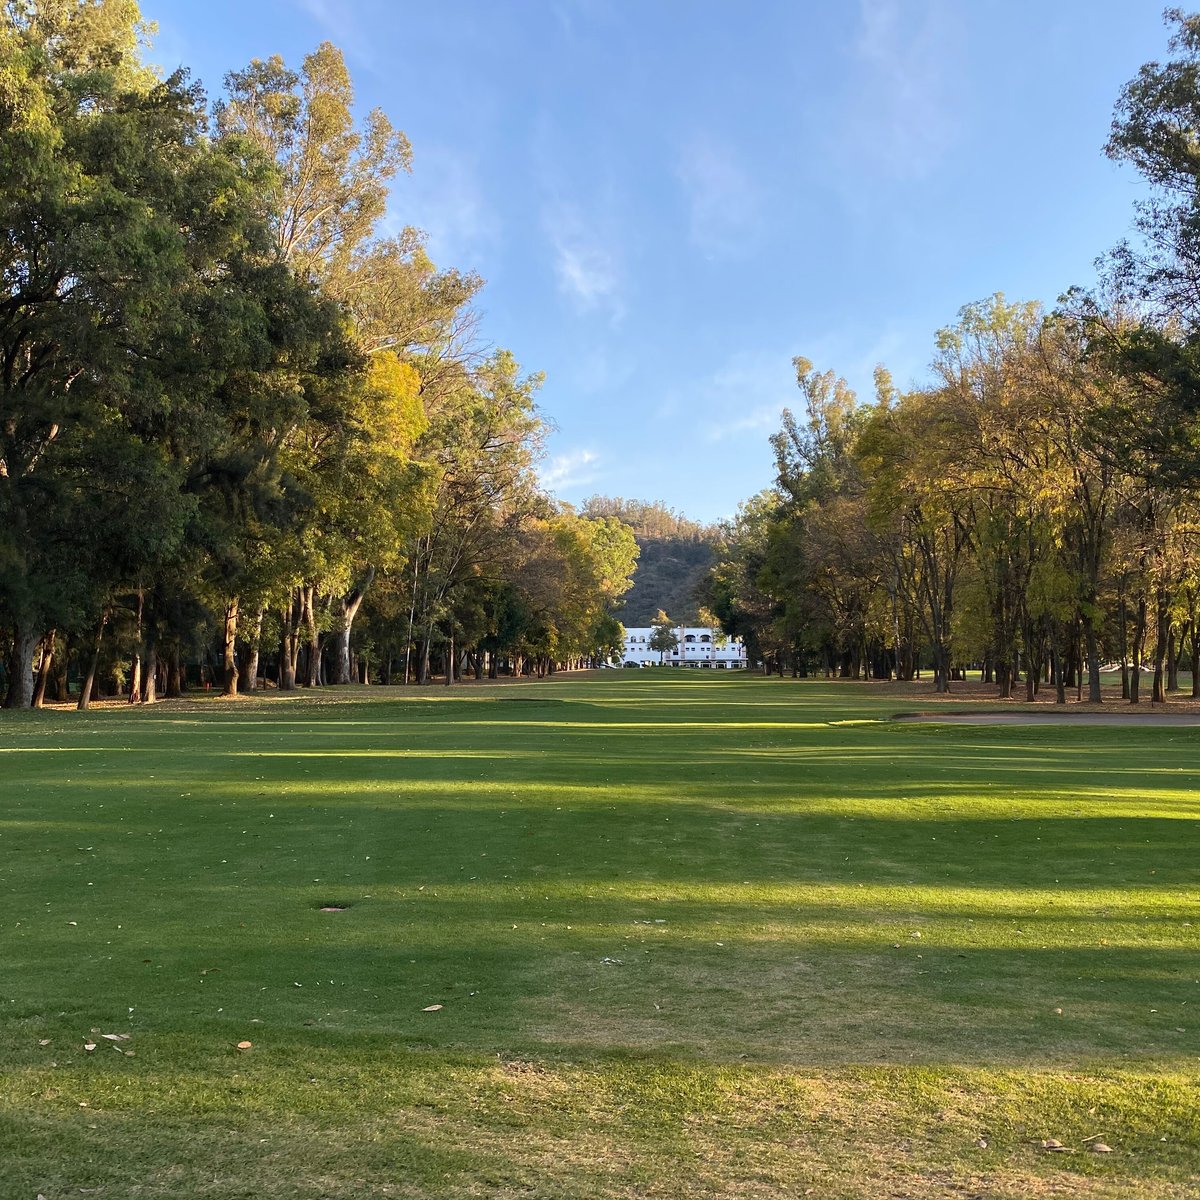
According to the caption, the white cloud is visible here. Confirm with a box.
[543,204,624,320]
[649,350,794,443]
[394,147,500,271]
[707,403,784,441]
[292,0,378,70]
[677,137,764,260]
[541,447,601,493]
[845,0,965,180]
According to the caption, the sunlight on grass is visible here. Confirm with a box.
[2,674,1199,1198]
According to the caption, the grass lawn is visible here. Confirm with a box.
[1,673,1198,1198]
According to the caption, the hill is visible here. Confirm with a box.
[581,496,720,626]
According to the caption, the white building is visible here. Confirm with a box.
[619,626,747,669]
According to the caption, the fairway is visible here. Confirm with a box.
[2,674,1198,1198]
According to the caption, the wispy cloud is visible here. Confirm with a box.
[292,0,378,70]
[395,147,500,271]
[844,0,965,181]
[707,404,783,441]
[543,204,624,321]
[677,137,764,260]
[800,322,928,401]
[541,447,601,492]
[552,0,615,40]
[650,350,794,443]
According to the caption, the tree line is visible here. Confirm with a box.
[707,11,1200,703]
[0,1,637,708]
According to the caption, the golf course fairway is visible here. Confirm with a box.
[1,673,1197,1198]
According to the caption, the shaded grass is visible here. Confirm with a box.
[1,674,1199,1197]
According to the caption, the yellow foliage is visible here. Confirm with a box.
[362,351,425,455]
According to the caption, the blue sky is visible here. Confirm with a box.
[149,0,1166,522]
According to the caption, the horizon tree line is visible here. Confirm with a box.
[706,11,1200,704]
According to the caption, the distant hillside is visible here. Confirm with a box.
[581,496,720,626]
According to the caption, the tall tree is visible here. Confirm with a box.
[0,0,320,706]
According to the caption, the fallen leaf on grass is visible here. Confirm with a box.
[38,1039,51,1046]
[422,1004,443,1012]
[100,1033,129,1041]
[1091,1142,1113,1153]
[236,1040,253,1050]
[83,1042,96,1052]
[1042,1139,1067,1152]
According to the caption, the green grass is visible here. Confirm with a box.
[1,674,1198,1198]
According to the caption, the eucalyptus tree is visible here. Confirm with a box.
[403,351,546,682]
[500,511,637,675]
[703,492,785,673]
[768,359,890,677]
[858,373,974,692]
[216,45,486,685]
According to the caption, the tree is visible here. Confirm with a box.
[215,42,410,285]
[648,609,679,665]
[217,45,486,688]
[0,0,326,706]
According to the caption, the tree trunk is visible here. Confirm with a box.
[53,639,70,702]
[304,587,320,688]
[280,593,298,690]
[1152,587,1169,704]
[333,567,375,685]
[32,629,55,709]
[242,605,264,692]
[4,620,39,709]
[1024,623,1037,702]
[995,656,1012,700]
[1130,593,1146,704]
[143,627,158,705]
[1169,623,1186,694]
[222,596,239,697]
[78,614,108,711]
[128,588,144,704]
[166,645,182,698]
[1085,615,1102,704]
[418,628,432,684]
[1192,613,1200,699]
[1119,584,1130,700]
[1052,641,1066,705]
[444,634,454,686]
